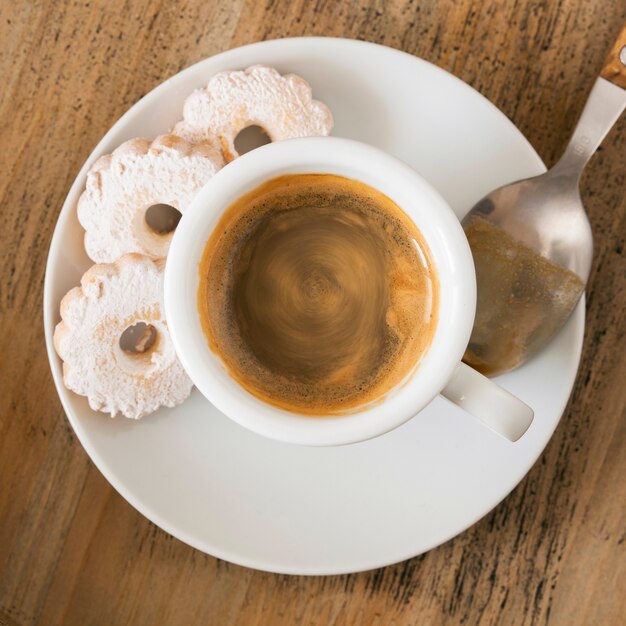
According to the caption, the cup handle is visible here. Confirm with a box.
[440,362,534,441]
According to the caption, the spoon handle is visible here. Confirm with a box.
[554,23,626,177]
[600,22,626,89]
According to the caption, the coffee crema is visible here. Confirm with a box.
[198,174,439,415]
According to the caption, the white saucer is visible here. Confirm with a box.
[43,37,584,575]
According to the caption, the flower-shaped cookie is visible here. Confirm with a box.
[54,254,193,419]
[78,134,223,263]
[173,65,333,161]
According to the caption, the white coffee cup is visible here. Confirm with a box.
[165,137,533,446]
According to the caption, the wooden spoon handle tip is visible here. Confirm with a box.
[600,22,626,89]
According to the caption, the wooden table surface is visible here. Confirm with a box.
[1,1,625,624]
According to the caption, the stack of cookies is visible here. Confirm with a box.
[54,66,333,419]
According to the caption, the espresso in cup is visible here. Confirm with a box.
[198,173,439,415]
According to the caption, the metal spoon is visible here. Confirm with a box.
[462,24,626,377]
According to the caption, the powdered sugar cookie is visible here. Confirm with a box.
[173,65,333,161]
[54,254,193,419]
[77,134,223,263]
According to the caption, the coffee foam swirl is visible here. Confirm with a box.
[198,174,438,415]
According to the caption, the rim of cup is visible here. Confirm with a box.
[165,137,476,446]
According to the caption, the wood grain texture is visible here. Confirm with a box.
[1,1,625,625]
[601,21,626,88]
